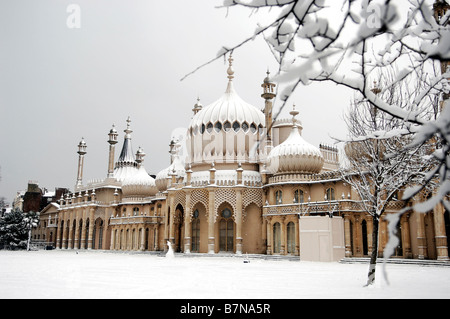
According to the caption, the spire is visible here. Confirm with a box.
[262,69,276,145]
[117,117,136,165]
[107,124,118,178]
[226,51,235,93]
[76,138,87,188]
[290,104,299,125]
[124,116,133,138]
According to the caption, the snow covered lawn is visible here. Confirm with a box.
[0,250,449,299]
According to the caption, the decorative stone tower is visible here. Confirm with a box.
[107,124,118,178]
[76,138,87,189]
[261,70,276,150]
[135,146,145,167]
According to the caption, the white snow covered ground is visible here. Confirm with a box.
[0,250,449,299]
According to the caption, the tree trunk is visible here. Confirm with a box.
[27,228,31,251]
[365,215,379,286]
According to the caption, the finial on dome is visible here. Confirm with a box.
[192,96,203,115]
[225,51,235,93]
[290,104,299,121]
[227,51,234,81]
[124,116,133,138]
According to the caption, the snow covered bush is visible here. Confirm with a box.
[0,209,39,250]
[0,209,28,250]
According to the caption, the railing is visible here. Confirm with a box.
[110,215,162,225]
[263,199,406,216]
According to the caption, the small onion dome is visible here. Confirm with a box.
[267,107,324,175]
[121,166,158,197]
[155,155,186,192]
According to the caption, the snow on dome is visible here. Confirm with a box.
[267,109,324,175]
[122,165,158,197]
[188,82,265,130]
[186,53,265,166]
[155,153,186,192]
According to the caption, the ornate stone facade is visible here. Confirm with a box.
[33,54,449,261]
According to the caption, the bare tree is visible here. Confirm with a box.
[342,71,437,285]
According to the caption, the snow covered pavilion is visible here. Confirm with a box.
[33,54,449,262]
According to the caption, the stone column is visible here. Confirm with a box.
[62,216,68,249]
[343,214,352,257]
[184,191,192,254]
[140,227,145,251]
[208,189,215,254]
[401,213,412,259]
[73,215,79,249]
[56,220,62,249]
[87,208,95,249]
[416,211,427,259]
[168,195,175,250]
[235,189,243,255]
[80,215,87,249]
[68,216,74,249]
[280,216,286,255]
[110,227,116,250]
[295,218,300,255]
[154,224,159,251]
[266,217,272,255]
[434,203,449,260]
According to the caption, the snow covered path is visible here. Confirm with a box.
[0,250,449,299]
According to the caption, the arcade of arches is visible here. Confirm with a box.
[34,183,450,261]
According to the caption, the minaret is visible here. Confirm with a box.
[225,52,235,94]
[107,124,118,178]
[117,116,135,165]
[135,146,146,167]
[76,138,87,189]
[261,70,276,148]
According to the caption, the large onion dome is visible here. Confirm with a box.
[122,165,158,197]
[266,107,324,175]
[186,53,265,166]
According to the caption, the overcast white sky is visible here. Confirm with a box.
[0,0,353,204]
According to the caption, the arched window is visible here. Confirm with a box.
[233,121,240,132]
[287,222,295,254]
[219,208,234,252]
[294,189,304,203]
[191,209,200,252]
[326,187,335,201]
[250,123,257,133]
[214,122,222,132]
[133,207,139,216]
[242,122,249,132]
[275,190,282,205]
[206,122,213,133]
[224,121,231,132]
[273,222,281,254]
